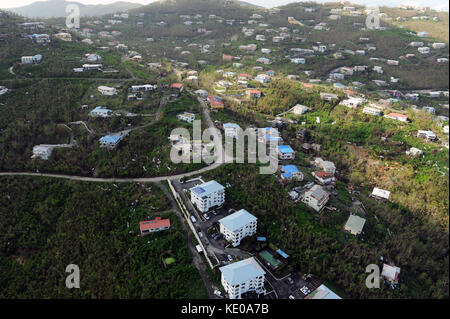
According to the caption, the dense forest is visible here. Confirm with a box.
[0,176,207,298]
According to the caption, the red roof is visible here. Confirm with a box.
[239,73,250,78]
[249,89,261,94]
[171,83,184,89]
[140,218,171,231]
[387,112,408,119]
[314,171,333,178]
[222,54,233,60]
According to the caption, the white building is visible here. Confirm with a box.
[362,106,381,116]
[370,187,390,201]
[98,86,117,95]
[219,209,257,247]
[190,180,225,213]
[381,264,401,284]
[131,84,157,92]
[302,184,329,212]
[344,214,366,235]
[223,123,241,139]
[21,54,42,64]
[89,106,113,117]
[177,112,195,123]
[31,145,53,160]
[219,257,266,299]
[341,97,365,109]
[292,104,309,115]
[314,157,336,174]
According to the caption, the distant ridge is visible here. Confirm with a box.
[2,0,144,18]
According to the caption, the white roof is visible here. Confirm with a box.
[381,264,400,281]
[371,187,390,200]
[219,209,256,232]
[219,257,265,286]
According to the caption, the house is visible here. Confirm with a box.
[31,145,53,160]
[417,130,437,142]
[170,83,184,93]
[82,64,102,71]
[21,54,42,64]
[313,171,335,185]
[277,145,295,160]
[99,135,123,149]
[314,157,336,174]
[89,106,113,117]
[223,123,241,139]
[0,86,9,96]
[256,57,271,65]
[341,97,365,109]
[222,54,233,61]
[302,184,329,212]
[418,47,430,54]
[261,127,281,144]
[247,89,262,99]
[28,33,50,44]
[98,86,117,96]
[177,112,195,123]
[255,74,270,83]
[54,32,72,42]
[139,217,171,235]
[190,180,225,213]
[406,147,423,157]
[320,92,339,101]
[305,284,341,299]
[219,209,257,247]
[363,106,381,116]
[207,96,225,109]
[344,214,366,235]
[292,104,309,115]
[432,42,446,49]
[384,113,408,122]
[381,264,401,284]
[131,84,157,92]
[280,165,303,181]
[291,58,306,64]
[85,53,101,62]
[387,59,399,66]
[219,257,265,299]
[370,187,390,201]
[194,89,209,99]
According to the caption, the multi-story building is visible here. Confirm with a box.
[190,180,225,212]
[219,209,257,247]
[219,257,266,299]
[302,184,329,212]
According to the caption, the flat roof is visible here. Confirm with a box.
[281,165,299,174]
[219,257,265,286]
[99,135,122,144]
[278,145,294,154]
[219,209,257,232]
[306,284,342,299]
[190,180,225,197]
[345,214,366,233]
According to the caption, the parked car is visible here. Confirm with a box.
[289,295,295,299]
[198,232,203,238]
[190,215,197,223]
[204,239,209,245]
[227,254,233,262]
[288,277,294,284]
[213,290,222,297]
[203,213,210,220]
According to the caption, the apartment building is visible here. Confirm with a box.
[190,180,225,213]
[219,209,257,247]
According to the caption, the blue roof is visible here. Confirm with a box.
[281,165,299,174]
[257,237,266,241]
[278,145,294,154]
[281,172,292,179]
[99,135,122,144]
[191,180,225,198]
[223,123,240,128]
[219,257,266,286]
[276,249,289,259]
[219,209,257,232]
[312,284,342,299]
[333,83,346,88]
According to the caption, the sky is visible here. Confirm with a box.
[0,0,448,11]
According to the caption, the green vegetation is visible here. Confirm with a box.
[0,176,207,298]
